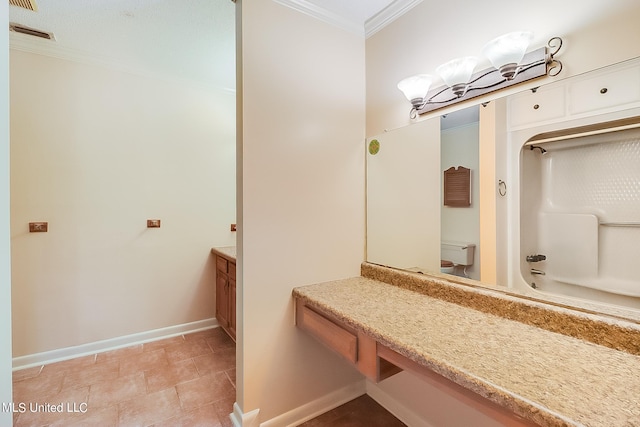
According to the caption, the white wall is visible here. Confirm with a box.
[238,0,366,423]
[367,372,535,427]
[1,3,14,425]
[10,50,236,358]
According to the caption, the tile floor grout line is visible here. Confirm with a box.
[13,329,257,426]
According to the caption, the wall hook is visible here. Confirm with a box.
[498,180,507,196]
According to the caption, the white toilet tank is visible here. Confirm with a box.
[441,241,475,266]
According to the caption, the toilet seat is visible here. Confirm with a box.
[440,260,455,274]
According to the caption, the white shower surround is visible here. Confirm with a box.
[508,108,640,311]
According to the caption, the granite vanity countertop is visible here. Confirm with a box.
[293,277,640,427]
[211,246,236,262]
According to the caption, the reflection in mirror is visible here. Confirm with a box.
[518,121,640,311]
[366,117,441,274]
[367,57,640,323]
[440,106,480,280]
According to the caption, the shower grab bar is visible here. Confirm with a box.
[599,221,640,227]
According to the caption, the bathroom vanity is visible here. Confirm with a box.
[212,246,236,341]
[293,263,640,426]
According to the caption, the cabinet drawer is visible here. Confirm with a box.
[216,256,228,273]
[229,262,236,280]
[296,301,357,363]
[508,85,565,128]
[568,65,640,115]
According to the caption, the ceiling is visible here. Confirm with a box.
[8,0,414,91]
[293,0,396,25]
[9,0,237,91]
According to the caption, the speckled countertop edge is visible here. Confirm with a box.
[361,263,640,356]
[211,246,236,262]
[293,276,640,427]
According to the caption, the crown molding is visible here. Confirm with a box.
[9,32,235,95]
[365,0,423,38]
[272,0,420,38]
[10,32,110,70]
[272,0,364,35]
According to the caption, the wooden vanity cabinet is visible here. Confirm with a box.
[229,263,236,339]
[295,296,540,426]
[215,255,236,341]
[295,299,401,383]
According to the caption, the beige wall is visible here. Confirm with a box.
[366,0,640,136]
[1,2,14,424]
[238,0,366,422]
[10,50,236,357]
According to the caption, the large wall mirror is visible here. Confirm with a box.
[366,56,640,323]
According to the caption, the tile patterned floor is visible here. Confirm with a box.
[298,395,406,427]
[12,327,236,427]
[12,328,405,427]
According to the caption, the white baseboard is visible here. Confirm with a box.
[230,402,260,427]
[365,380,434,427]
[261,380,366,427]
[12,318,219,370]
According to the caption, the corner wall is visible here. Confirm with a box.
[1,3,14,425]
[10,50,236,358]
[237,0,366,423]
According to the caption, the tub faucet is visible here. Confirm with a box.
[526,254,547,263]
[530,269,546,276]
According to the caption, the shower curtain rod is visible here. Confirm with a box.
[600,221,640,227]
[524,116,640,146]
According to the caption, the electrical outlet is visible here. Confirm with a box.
[147,219,161,228]
[29,222,48,232]
[230,223,237,232]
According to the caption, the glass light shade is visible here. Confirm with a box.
[397,74,433,102]
[435,56,478,87]
[482,31,534,69]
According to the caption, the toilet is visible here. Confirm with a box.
[441,241,475,276]
[440,260,455,274]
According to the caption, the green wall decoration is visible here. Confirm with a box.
[369,139,380,155]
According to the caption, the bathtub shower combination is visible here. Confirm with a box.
[519,123,640,309]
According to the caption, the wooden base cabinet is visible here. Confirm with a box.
[295,299,401,383]
[294,298,539,426]
[215,255,236,341]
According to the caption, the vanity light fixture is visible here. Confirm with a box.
[435,56,478,98]
[482,31,534,80]
[397,74,434,109]
[398,32,563,118]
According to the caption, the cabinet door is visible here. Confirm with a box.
[508,85,565,128]
[229,278,236,340]
[568,64,640,115]
[216,273,229,328]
